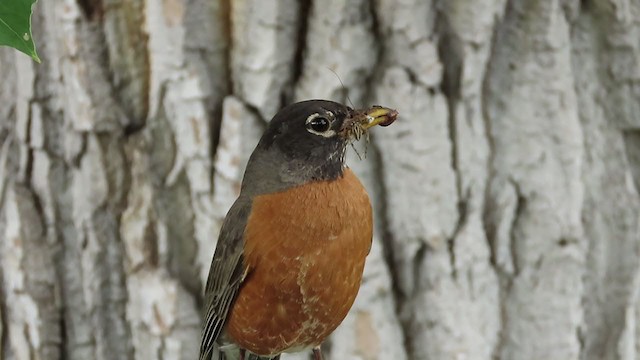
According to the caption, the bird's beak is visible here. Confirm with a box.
[340,105,398,139]
[358,106,398,129]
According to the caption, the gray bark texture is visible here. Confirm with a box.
[1,0,639,359]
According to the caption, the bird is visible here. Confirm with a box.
[199,99,398,360]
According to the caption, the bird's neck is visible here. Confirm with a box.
[241,147,346,196]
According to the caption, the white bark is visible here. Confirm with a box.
[1,1,640,360]
[231,0,300,119]
[485,2,585,358]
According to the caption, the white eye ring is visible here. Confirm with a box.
[305,113,336,138]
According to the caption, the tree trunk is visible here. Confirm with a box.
[1,0,639,359]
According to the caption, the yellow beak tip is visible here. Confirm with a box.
[363,106,398,129]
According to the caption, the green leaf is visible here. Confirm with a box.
[0,0,40,63]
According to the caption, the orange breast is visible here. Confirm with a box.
[225,168,372,356]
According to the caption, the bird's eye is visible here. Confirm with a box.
[308,117,330,132]
[307,117,331,132]
[305,113,336,137]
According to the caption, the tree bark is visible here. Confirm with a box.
[1,0,639,359]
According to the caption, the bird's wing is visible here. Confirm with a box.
[199,196,253,360]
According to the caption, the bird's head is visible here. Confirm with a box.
[242,99,397,194]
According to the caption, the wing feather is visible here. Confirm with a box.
[199,197,253,360]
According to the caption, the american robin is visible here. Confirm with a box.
[199,100,398,360]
